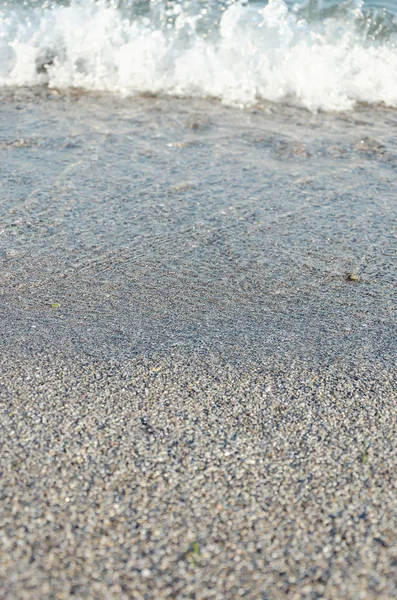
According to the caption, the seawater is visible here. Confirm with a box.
[0,89,396,362]
[1,0,397,110]
[0,1,396,364]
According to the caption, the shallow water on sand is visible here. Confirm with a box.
[0,88,396,365]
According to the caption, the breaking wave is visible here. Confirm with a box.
[1,0,397,110]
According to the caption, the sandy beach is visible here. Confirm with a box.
[1,352,396,599]
[1,88,396,598]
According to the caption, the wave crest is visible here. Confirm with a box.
[1,0,397,111]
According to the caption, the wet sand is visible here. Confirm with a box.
[0,88,396,598]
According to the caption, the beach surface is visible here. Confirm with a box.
[0,88,396,599]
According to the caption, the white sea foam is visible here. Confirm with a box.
[1,0,397,111]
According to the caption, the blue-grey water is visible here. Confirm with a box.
[0,86,395,365]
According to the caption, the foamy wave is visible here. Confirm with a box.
[1,0,397,111]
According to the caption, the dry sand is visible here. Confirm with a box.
[1,352,396,599]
